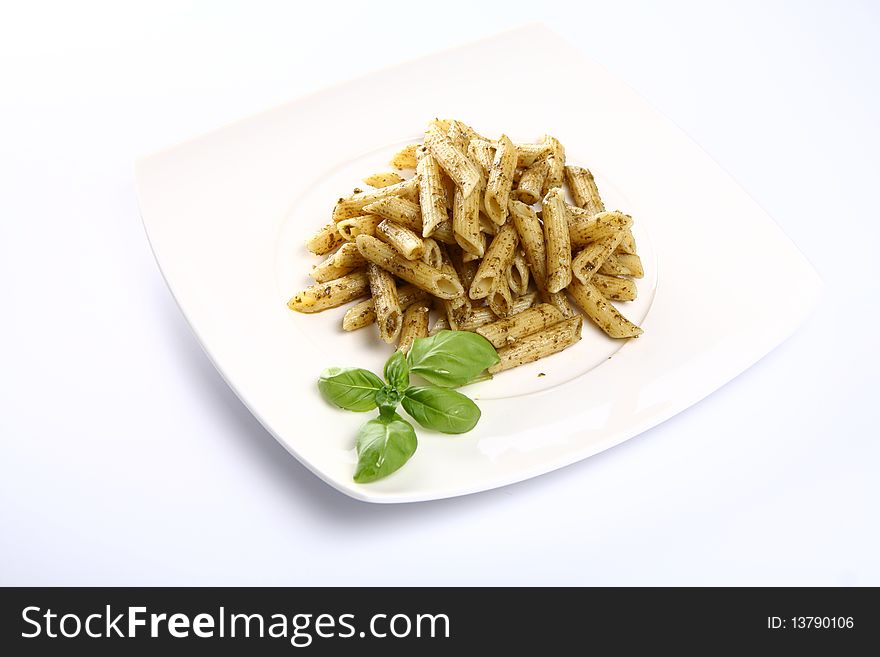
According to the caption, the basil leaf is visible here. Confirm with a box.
[402,386,481,434]
[406,330,500,388]
[374,385,403,419]
[383,350,410,390]
[317,367,385,412]
[353,414,418,483]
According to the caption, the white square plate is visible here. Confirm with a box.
[136,25,821,503]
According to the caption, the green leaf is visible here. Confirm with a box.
[317,367,385,412]
[354,414,418,483]
[374,385,403,420]
[406,330,500,388]
[383,350,410,390]
[402,386,481,434]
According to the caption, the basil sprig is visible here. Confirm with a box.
[317,330,499,483]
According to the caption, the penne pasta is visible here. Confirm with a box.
[363,196,422,229]
[336,214,383,241]
[363,171,404,188]
[367,263,403,344]
[487,276,514,318]
[568,279,642,338]
[568,210,632,249]
[476,303,565,348]
[311,257,358,284]
[429,315,450,335]
[416,152,449,238]
[514,141,551,168]
[516,156,549,205]
[508,199,575,316]
[564,166,604,215]
[332,176,419,221]
[287,271,370,313]
[376,219,425,260]
[592,274,638,301]
[438,254,472,330]
[291,118,644,386]
[599,253,644,278]
[489,316,583,373]
[342,284,429,331]
[458,292,538,331]
[571,231,627,285]
[355,235,463,300]
[507,250,530,296]
[542,187,572,294]
[421,237,443,270]
[467,139,495,178]
[390,143,419,169]
[617,228,638,256]
[452,186,483,257]
[306,222,345,255]
[469,223,518,300]
[541,135,565,195]
[397,303,430,353]
[425,128,482,198]
[484,134,517,225]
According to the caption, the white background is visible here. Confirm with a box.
[2,0,878,585]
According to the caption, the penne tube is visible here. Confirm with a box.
[568,210,632,249]
[310,245,364,282]
[458,292,537,331]
[336,214,383,241]
[452,186,483,257]
[332,176,419,221]
[592,274,637,302]
[467,139,495,178]
[462,232,488,262]
[447,120,470,153]
[287,271,370,313]
[516,157,549,205]
[342,284,429,331]
[514,142,551,168]
[363,196,422,229]
[390,143,419,169]
[363,171,404,188]
[330,241,368,268]
[425,128,482,198]
[541,135,565,195]
[430,219,457,246]
[469,223,518,300]
[397,303,430,353]
[416,152,449,237]
[564,166,604,215]
[429,315,450,336]
[572,231,627,286]
[568,279,642,338]
[476,303,565,348]
[367,263,402,344]
[479,213,497,235]
[355,235,463,300]
[616,228,638,256]
[306,222,345,255]
[438,256,472,330]
[488,316,583,373]
[487,276,514,318]
[507,250,530,296]
[421,237,443,270]
[484,134,517,225]
[376,219,425,260]
[542,187,572,294]
[599,253,644,279]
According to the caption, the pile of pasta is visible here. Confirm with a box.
[288,119,643,374]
